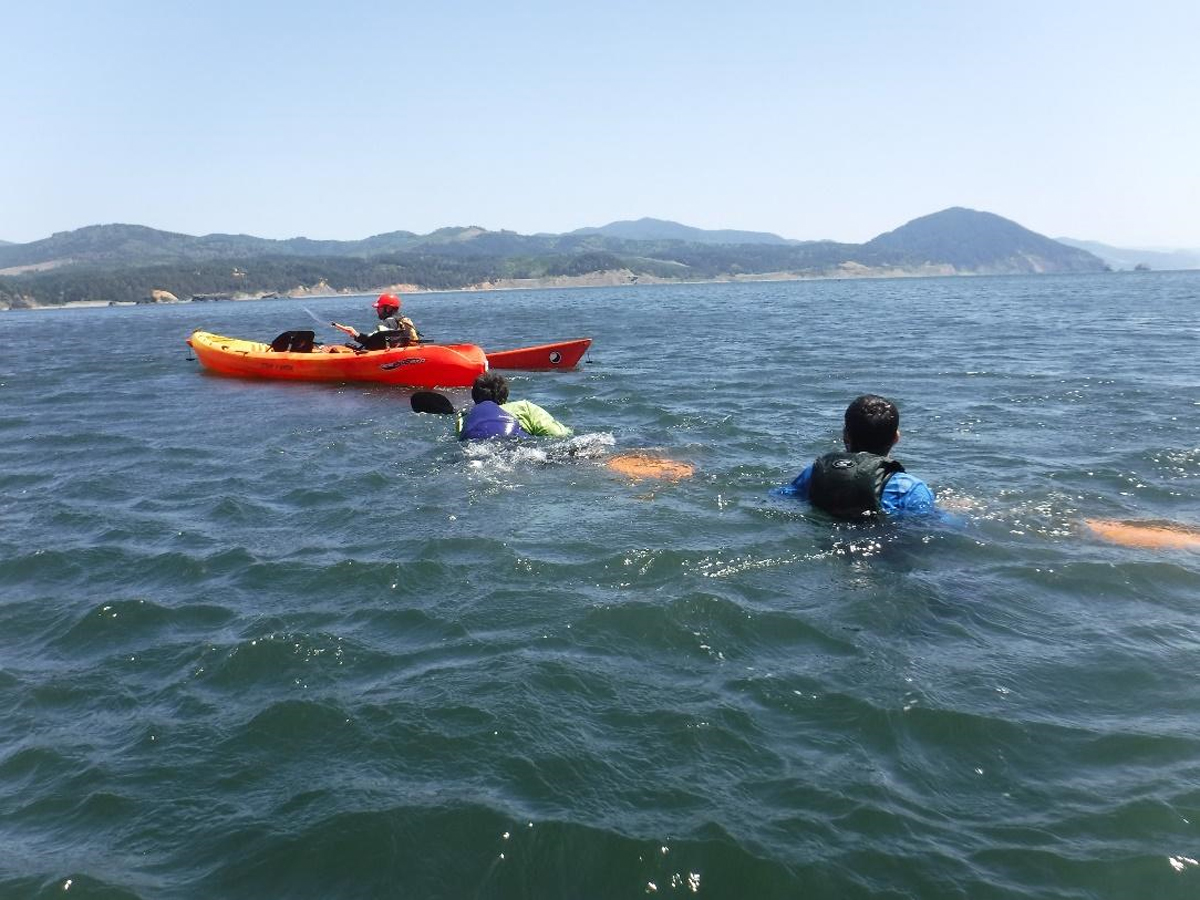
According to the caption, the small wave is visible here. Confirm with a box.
[195,630,362,690]
[2,873,145,900]
[571,590,853,665]
[182,802,794,899]
[231,698,361,751]
[56,599,195,650]
[0,745,73,782]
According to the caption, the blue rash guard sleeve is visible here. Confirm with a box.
[879,472,936,516]
[770,464,813,500]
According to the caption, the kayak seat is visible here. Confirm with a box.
[358,329,411,351]
[269,330,316,353]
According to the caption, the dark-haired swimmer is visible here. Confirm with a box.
[774,394,935,518]
[456,372,572,441]
[774,396,1200,549]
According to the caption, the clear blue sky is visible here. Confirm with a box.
[4,1,1197,247]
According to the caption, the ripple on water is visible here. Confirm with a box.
[178,805,800,899]
[225,698,363,758]
[573,590,860,667]
[0,873,145,900]
[56,599,199,644]
[194,631,360,691]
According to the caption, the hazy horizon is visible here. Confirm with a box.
[5,1,1198,248]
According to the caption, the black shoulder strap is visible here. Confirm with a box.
[875,457,905,499]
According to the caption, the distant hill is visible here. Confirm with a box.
[1,211,1103,274]
[1055,237,1200,271]
[0,224,427,271]
[0,222,611,271]
[0,207,1110,308]
[863,208,1105,274]
[570,217,796,245]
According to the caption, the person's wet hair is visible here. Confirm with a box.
[471,371,510,405]
[844,394,899,455]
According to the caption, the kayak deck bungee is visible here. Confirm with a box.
[187,330,487,388]
[485,338,591,370]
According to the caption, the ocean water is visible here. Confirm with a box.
[1,273,1198,899]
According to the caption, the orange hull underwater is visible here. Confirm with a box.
[485,338,591,370]
[187,331,487,388]
[1085,518,1200,550]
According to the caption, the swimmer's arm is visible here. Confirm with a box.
[881,476,945,519]
[770,465,812,499]
[901,481,937,515]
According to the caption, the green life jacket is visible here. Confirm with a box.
[809,451,905,519]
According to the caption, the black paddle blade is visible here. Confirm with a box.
[411,391,456,415]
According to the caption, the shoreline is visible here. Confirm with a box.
[0,263,1124,312]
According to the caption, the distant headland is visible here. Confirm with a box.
[0,207,1132,310]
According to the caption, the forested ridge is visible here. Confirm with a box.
[0,208,1108,308]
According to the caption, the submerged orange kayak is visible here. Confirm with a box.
[187,330,487,388]
[1085,518,1200,550]
[486,338,591,370]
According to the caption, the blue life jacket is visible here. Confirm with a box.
[458,401,529,441]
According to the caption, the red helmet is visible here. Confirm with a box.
[373,293,401,311]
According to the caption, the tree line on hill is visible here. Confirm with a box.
[0,208,1109,308]
[0,253,636,307]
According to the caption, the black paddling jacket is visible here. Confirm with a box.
[808,451,905,519]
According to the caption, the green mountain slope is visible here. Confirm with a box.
[863,208,1104,274]
[0,224,426,270]
[0,208,1109,308]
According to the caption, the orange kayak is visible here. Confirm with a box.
[486,338,591,369]
[187,330,487,388]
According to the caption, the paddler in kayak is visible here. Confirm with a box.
[775,394,936,518]
[332,293,420,348]
[456,372,572,441]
